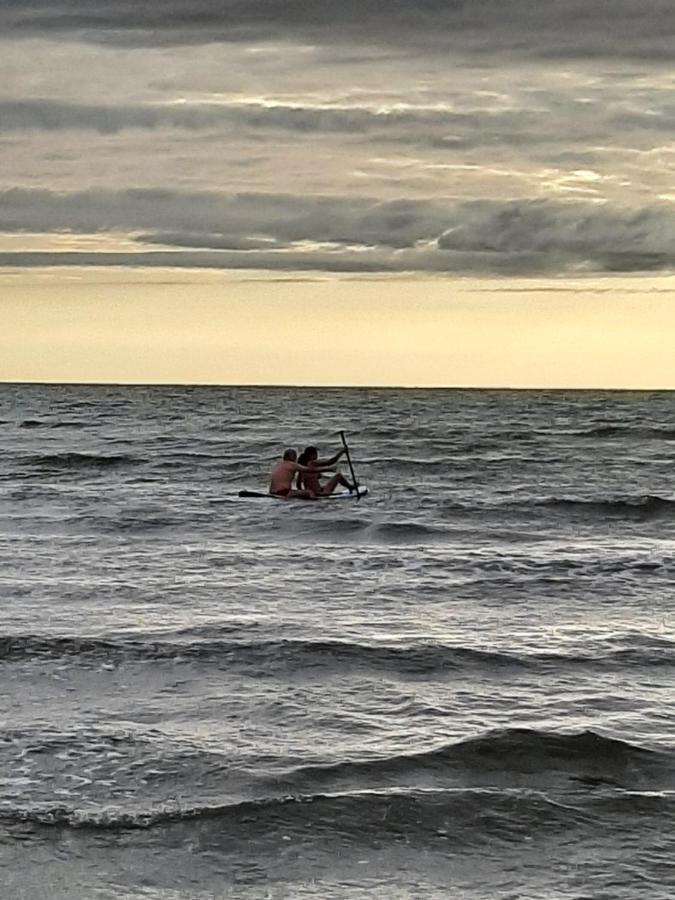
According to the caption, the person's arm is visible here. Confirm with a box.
[292,462,335,474]
[316,449,345,467]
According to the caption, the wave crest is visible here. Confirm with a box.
[575,425,675,440]
[541,495,675,519]
[274,728,663,792]
[3,633,675,674]
[0,787,590,836]
[25,452,139,470]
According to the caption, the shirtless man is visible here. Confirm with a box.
[296,446,355,496]
[269,448,337,499]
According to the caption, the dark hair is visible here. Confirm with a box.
[298,446,318,466]
[283,448,297,461]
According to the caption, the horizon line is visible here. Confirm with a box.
[1,379,674,393]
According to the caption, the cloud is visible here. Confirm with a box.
[136,231,280,251]
[2,188,675,274]
[3,8,674,220]
[0,98,555,146]
[1,1,674,59]
[437,200,675,257]
[0,247,577,276]
[0,99,221,134]
[0,188,453,249]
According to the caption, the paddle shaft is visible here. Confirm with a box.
[339,430,361,501]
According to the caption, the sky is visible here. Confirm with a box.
[2,0,675,387]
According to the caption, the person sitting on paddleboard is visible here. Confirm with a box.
[269,448,337,499]
[296,446,355,496]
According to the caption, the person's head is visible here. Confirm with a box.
[298,446,318,466]
[283,448,297,462]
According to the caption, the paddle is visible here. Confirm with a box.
[339,430,362,501]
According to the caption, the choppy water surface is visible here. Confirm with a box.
[1,384,675,899]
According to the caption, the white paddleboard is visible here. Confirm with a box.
[238,486,368,501]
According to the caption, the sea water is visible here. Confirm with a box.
[1,384,675,899]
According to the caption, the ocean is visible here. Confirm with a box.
[1,383,675,899]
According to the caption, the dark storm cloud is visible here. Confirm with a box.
[3,187,675,274]
[1,0,674,59]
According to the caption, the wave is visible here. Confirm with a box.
[19,419,86,429]
[370,521,442,541]
[23,452,140,471]
[0,787,594,836]
[445,728,658,770]
[573,425,675,440]
[357,424,675,456]
[539,495,675,519]
[3,727,673,837]
[0,634,532,672]
[435,494,675,524]
[3,633,675,673]
[6,781,674,837]
[154,453,238,469]
[272,729,668,793]
[78,513,185,534]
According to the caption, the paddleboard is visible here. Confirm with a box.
[238,486,368,501]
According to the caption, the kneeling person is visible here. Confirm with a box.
[297,446,354,496]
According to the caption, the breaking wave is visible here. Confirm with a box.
[3,729,673,835]
[0,787,592,837]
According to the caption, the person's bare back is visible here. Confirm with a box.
[269,459,298,496]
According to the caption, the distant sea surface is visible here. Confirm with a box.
[2,384,675,899]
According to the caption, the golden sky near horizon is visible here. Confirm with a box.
[3,271,674,388]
